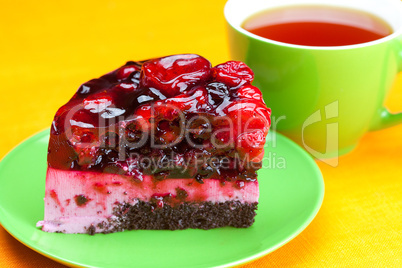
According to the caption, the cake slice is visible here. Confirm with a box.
[37,54,271,234]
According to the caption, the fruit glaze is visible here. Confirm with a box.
[48,54,271,185]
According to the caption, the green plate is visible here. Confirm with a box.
[0,129,324,268]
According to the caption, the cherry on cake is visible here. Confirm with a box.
[37,54,271,234]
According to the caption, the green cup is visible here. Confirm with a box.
[225,0,402,163]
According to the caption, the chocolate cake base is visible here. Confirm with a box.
[87,201,258,234]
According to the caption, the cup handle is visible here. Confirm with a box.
[369,40,402,131]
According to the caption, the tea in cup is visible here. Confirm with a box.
[225,0,402,163]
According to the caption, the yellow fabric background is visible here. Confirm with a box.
[0,0,401,267]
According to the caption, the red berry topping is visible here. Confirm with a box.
[166,87,211,112]
[225,100,271,132]
[83,92,114,113]
[116,64,140,80]
[47,54,271,187]
[114,82,139,93]
[212,61,254,87]
[206,82,229,105]
[69,127,98,146]
[140,54,212,97]
[188,116,212,140]
[236,130,266,162]
[156,120,182,145]
[233,85,263,102]
[75,78,110,98]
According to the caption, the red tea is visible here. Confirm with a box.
[242,5,392,46]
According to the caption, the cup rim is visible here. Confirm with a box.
[224,0,402,50]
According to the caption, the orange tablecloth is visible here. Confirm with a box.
[1,0,401,267]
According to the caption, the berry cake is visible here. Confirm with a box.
[37,54,271,234]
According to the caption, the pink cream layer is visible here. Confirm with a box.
[37,167,259,233]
